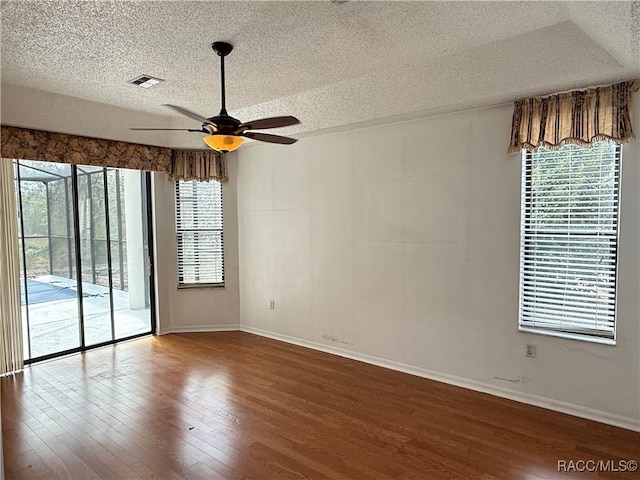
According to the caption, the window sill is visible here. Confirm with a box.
[177,283,225,290]
[519,326,615,346]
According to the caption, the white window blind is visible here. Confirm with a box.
[518,142,621,344]
[175,180,224,286]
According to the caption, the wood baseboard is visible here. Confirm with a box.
[159,324,240,335]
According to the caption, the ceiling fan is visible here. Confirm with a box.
[131,41,300,152]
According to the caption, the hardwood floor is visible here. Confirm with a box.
[2,332,639,480]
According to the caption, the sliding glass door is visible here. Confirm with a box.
[14,160,155,362]
[16,161,81,359]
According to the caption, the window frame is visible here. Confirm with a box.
[175,179,225,289]
[518,143,622,345]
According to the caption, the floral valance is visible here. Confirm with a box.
[1,125,172,172]
[170,149,227,183]
[508,81,638,153]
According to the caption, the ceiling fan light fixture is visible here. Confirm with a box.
[203,134,244,152]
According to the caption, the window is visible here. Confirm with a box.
[175,180,224,287]
[519,142,621,344]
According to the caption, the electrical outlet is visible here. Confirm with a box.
[269,299,275,310]
[526,344,536,358]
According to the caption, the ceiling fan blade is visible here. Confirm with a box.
[130,128,204,132]
[163,104,210,123]
[239,116,300,131]
[243,131,298,145]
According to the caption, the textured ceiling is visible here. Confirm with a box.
[1,0,639,138]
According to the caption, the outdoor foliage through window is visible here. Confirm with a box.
[519,141,620,343]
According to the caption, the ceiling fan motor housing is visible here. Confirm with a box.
[205,114,242,135]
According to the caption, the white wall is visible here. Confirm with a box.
[237,102,640,429]
[1,84,240,333]
[153,159,240,333]
[1,84,180,147]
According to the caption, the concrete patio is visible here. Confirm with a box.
[21,275,151,359]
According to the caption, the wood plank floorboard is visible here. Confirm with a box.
[2,332,639,479]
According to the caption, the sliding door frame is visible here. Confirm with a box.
[70,164,87,350]
[15,161,32,360]
[20,167,156,365]
[145,173,157,334]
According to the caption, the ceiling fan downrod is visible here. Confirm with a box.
[212,41,233,116]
